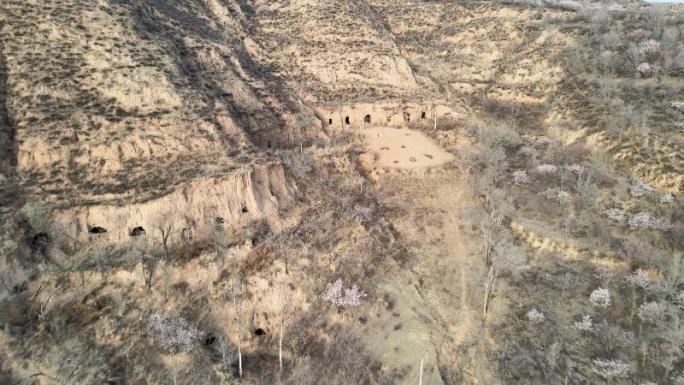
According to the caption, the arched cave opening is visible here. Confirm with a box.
[328,118,333,125]
[364,114,371,124]
[31,232,52,251]
[130,226,146,237]
[421,111,426,119]
[89,226,107,234]
[205,335,216,345]
[344,116,350,125]
[241,206,249,213]
[254,328,266,336]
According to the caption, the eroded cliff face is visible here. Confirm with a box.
[51,162,295,246]
[0,0,318,210]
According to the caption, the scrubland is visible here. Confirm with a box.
[0,1,683,385]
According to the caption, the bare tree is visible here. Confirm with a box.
[130,233,158,292]
[226,277,246,378]
[217,337,238,373]
[479,190,510,267]
[482,265,498,319]
[276,275,291,372]
[155,215,174,261]
[418,357,424,385]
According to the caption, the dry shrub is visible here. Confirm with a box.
[564,142,591,163]
[614,238,662,267]
[288,326,384,385]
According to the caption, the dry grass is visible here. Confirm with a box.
[1,1,683,384]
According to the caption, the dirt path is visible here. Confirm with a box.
[362,166,484,385]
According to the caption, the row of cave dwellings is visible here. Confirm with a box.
[327,110,430,126]
[83,207,251,238]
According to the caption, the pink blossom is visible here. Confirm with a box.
[321,279,367,308]
[605,208,625,223]
[526,308,545,324]
[628,212,671,231]
[626,268,653,289]
[592,359,631,379]
[629,180,656,197]
[147,313,205,353]
[590,288,611,308]
[512,170,530,185]
[637,302,665,324]
[639,40,662,56]
[575,315,594,331]
[535,164,558,175]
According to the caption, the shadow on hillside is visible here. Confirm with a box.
[473,95,548,131]
[115,0,308,149]
[0,20,16,176]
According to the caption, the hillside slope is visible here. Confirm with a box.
[0,1,683,385]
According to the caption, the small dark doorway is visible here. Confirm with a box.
[364,114,371,124]
[205,335,216,345]
[267,141,272,148]
[31,232,52,252]
[130,226,146,237]
[254,328,266,336]
[89,226,107,234]
[421,112,426,119]
[328,118,333,125]
[345,116,350,125]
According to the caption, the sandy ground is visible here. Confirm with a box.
[361,164,486,385]
[360,127,454,169]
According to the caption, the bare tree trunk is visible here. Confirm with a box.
[231,283,245,379]
[161,224,172,261]
[481,224,493,267]
[279,321,284,371]
[238,329,243,378]
[39,287,59,321]
[483,266,497,319]
[418,357,424,385]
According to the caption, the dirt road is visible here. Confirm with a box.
[358,129,488,384]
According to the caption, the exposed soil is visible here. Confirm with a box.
[360,127,455,170]
[359,146,489,384]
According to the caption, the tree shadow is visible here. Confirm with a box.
[114,0,310,149]
[0,20,17,176]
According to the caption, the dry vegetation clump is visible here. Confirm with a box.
[1,0,683,384]
[555,2,684,192]
[0,137,405,384]
[451,109,683,384]
[0,0,321,206]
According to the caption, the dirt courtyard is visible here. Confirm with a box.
[359,127,454,169]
